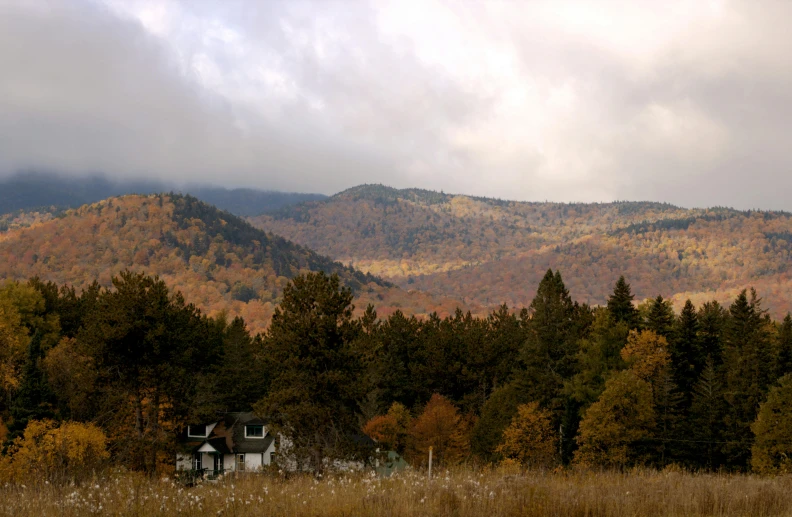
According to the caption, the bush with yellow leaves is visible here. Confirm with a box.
[0,419,109,483]
[495,402,558,469]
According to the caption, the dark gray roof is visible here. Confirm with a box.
[224,412,274,453]
[180,412,274,454]
[235,434,274,454]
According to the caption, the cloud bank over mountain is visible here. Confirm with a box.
[1,0,791,209]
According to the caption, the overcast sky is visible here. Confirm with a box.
[1,0,791,209]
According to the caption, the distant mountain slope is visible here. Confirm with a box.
[251,184,792,316]
[0,194,463,332]
[0,172,326,218]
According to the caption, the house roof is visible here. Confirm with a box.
[181,412,273,454]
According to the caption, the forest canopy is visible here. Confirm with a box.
[1,268,791,477]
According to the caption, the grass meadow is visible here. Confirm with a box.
[1,467,792,516]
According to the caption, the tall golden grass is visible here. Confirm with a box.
[2,467,792,516]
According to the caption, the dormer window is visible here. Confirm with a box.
[245,425,264,438]
[188,424,208,438]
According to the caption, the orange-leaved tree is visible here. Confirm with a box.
[362,402,412,455]
[409,394,470,467]
[495,402,558,468]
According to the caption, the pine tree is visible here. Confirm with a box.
[607,276,639,329]
[645,295,675,339]
[520,270,578,410]
[721,289,774,469]
[671,300,704,405]
[254,272,367,471]
[687,358,726,469]
[698,301,726,365]
[7,331,56,442]
[776,314,792,378]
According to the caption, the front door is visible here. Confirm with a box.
[214,454,222,473]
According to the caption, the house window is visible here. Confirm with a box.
[245,425,264,438]
[236,454,246,472]
[193,453,202,471]
[188,425,207,438]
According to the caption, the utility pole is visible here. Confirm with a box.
[428,446,433,480]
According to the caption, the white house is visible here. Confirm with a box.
[177,412,276,477]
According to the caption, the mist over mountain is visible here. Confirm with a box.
[0,172,326,217]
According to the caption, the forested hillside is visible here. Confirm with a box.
[0,194,461,332]
[0,172,326,218]
[251,184,792,317]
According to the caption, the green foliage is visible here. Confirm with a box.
[565,309,629,407]
[608,277,639,329]
[720,289,775,468]
[254,272,368,471]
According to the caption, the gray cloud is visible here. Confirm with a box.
[1,0,792,209]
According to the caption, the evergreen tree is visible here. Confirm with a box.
[519,270,578,410]
[698,301,726,365]
[565,308,629,408]
[607,276,639,329]
[721,289,774,469]
[470,382,529,462]
[687,358,726,469]
[79,271,214,473]
[645,295,675,339]
[215,316,266,412]
[776,314,792,378]
[671,300,704,404]
[254,272,367,471]
[7,331,56,443]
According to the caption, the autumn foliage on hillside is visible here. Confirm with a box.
[0,194,463,333]
[251,184,792,317]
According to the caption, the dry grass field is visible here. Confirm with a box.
[1,467,792,517]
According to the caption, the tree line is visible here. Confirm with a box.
[1,269,792,478]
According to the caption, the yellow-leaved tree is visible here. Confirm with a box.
[0,301,27,408]
[495,402,557,468]
[620,329,670,382]
[574,371,656,469]
[0,419,109,483]
[752,374,792,474]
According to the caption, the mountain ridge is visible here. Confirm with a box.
[0,193,465,332]
[250,184,792,317]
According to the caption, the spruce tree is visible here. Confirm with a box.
[519,271,581,420]
[607,276,639,329]
[698,301,726,365]
[687,358,726,469]
[7,331,56,442]
[777,314,792,378]
[646,295,675,339]
[721,289,774,468]
[254,272,367,471]
[671,300,704,405]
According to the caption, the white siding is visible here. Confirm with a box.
[245,453,262,471]
[223,454,236,471]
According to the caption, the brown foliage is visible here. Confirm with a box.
[409,394,470,466]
